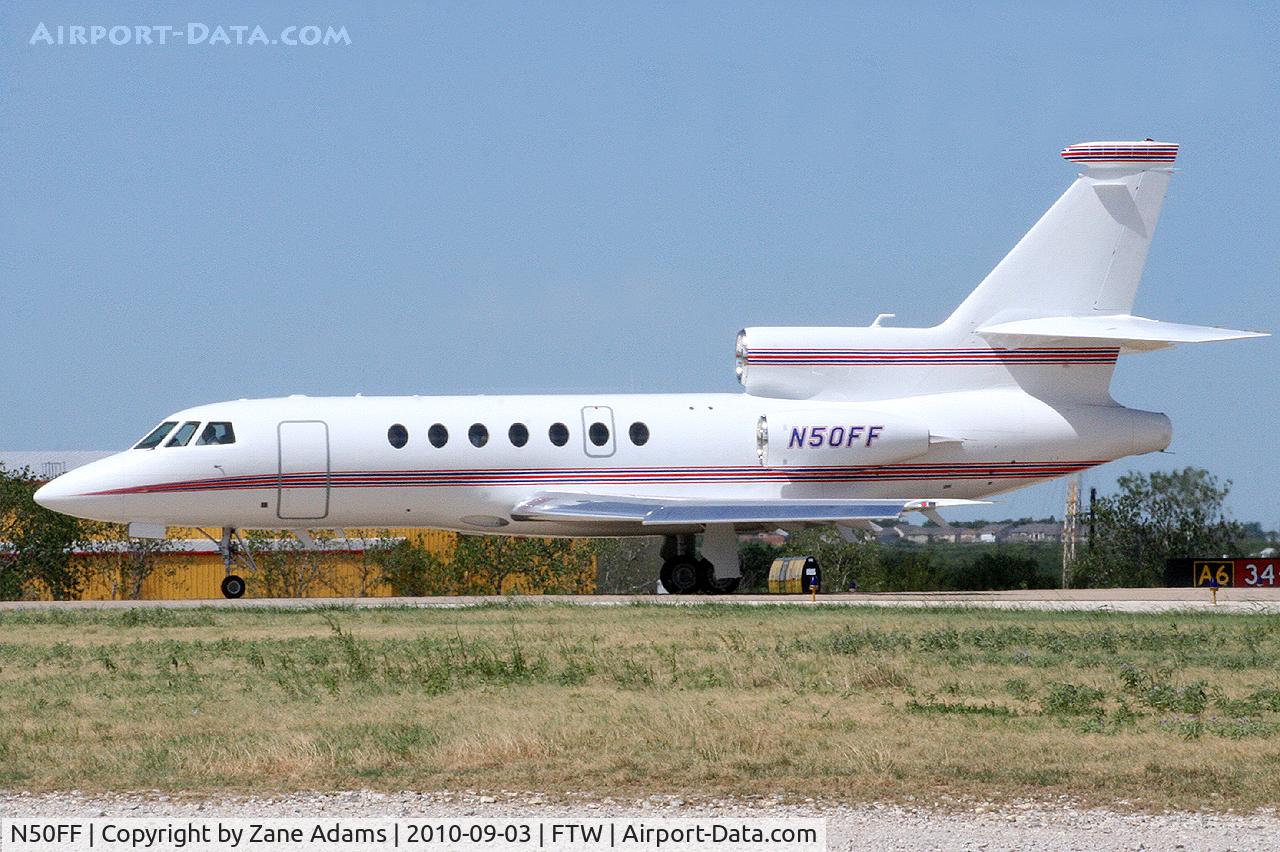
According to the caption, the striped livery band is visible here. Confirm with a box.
[1061,142,1178,164]
[744,348,1120,366]
[86,460,1106,496]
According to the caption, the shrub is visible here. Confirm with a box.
[1143,682,1208,714]
[1042,682,1106,716]
[368,540,456,596]
[946,551,1042,591]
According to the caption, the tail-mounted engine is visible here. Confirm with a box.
[736,325,946,401]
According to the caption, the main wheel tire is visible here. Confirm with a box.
[696,555,747,593]
[220,574,246,599]
[704,575,741,594]
[662,558,702,594]
[697,558,741,594]
[659,562,673,592]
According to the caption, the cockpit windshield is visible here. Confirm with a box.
[196,422,236,446]
[165,421,201,447]
[133,419,236,450]
[134,421,177,450]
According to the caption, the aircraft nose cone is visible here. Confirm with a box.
[33,477,73,511]
[31,462,124,522]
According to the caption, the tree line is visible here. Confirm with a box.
[594,466,1256,593]
[1,464,1259,599]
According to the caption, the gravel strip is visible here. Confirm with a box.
[3,791,1278,851]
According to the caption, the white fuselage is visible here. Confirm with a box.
[35,389,1171,536]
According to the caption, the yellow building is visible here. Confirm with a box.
[69,528,453,600]
[69,528,596,600]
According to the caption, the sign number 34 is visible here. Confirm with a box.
[1243,562,1276,586]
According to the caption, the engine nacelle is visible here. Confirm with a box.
[757,409,931,467]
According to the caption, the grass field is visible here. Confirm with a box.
[1,603,1279,811]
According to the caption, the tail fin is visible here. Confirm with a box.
[738,140,1264,403]
[946,141,1177,331]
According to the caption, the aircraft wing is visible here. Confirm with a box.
[977,314,1267,353]
[510,492,986,526]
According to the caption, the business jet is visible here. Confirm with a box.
[35,141,1265,597]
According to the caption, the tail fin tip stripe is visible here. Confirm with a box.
[1061,141,1178,164]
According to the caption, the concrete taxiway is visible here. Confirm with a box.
[2,587,1277,613]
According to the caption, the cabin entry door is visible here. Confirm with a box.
[277,420,330,520]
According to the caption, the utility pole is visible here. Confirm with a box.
[1088,487,1097,551]
[1062,475,1081,589]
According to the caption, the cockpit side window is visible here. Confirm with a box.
[134,421,178,450]
[196,422,236,446]
[165,421,201,447]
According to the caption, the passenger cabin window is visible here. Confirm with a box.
[548,422,569,447]
[589,422,610,447]
[387,423,408,449]
[428,423,448,448]
[134,421,177,450]
[197,422,236,446]
[165,421,200,447]
[509,423,529,447]
[629,422,650,446]
[469,423,489,448]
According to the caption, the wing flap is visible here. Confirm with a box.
[642,502,909,524]
[511,492,986,526]
[510,495,655,523]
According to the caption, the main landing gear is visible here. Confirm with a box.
[215,527,256,599]
[658,528,742,595]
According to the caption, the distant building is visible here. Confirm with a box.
[894,520,1064,545]
[974,524,1007,543]
[1002,522,1064,543]
[876,525,906,544]
[740,531,788,547]
[901,525,963,545]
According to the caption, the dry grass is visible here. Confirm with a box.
[1,603,1279,810]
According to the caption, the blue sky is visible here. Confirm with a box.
[3,2,1276,523]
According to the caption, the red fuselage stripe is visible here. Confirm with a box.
[85,460,1107,496]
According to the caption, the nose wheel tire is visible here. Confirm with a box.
[220,574,246,599]
[660,559,702,595]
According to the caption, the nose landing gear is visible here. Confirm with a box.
[213,527,256,599]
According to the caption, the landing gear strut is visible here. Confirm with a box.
[214,527,255,599]
[659,530,741,595]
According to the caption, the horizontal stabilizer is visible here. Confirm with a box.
[511,493,986,526]
[977,314,1267,353]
